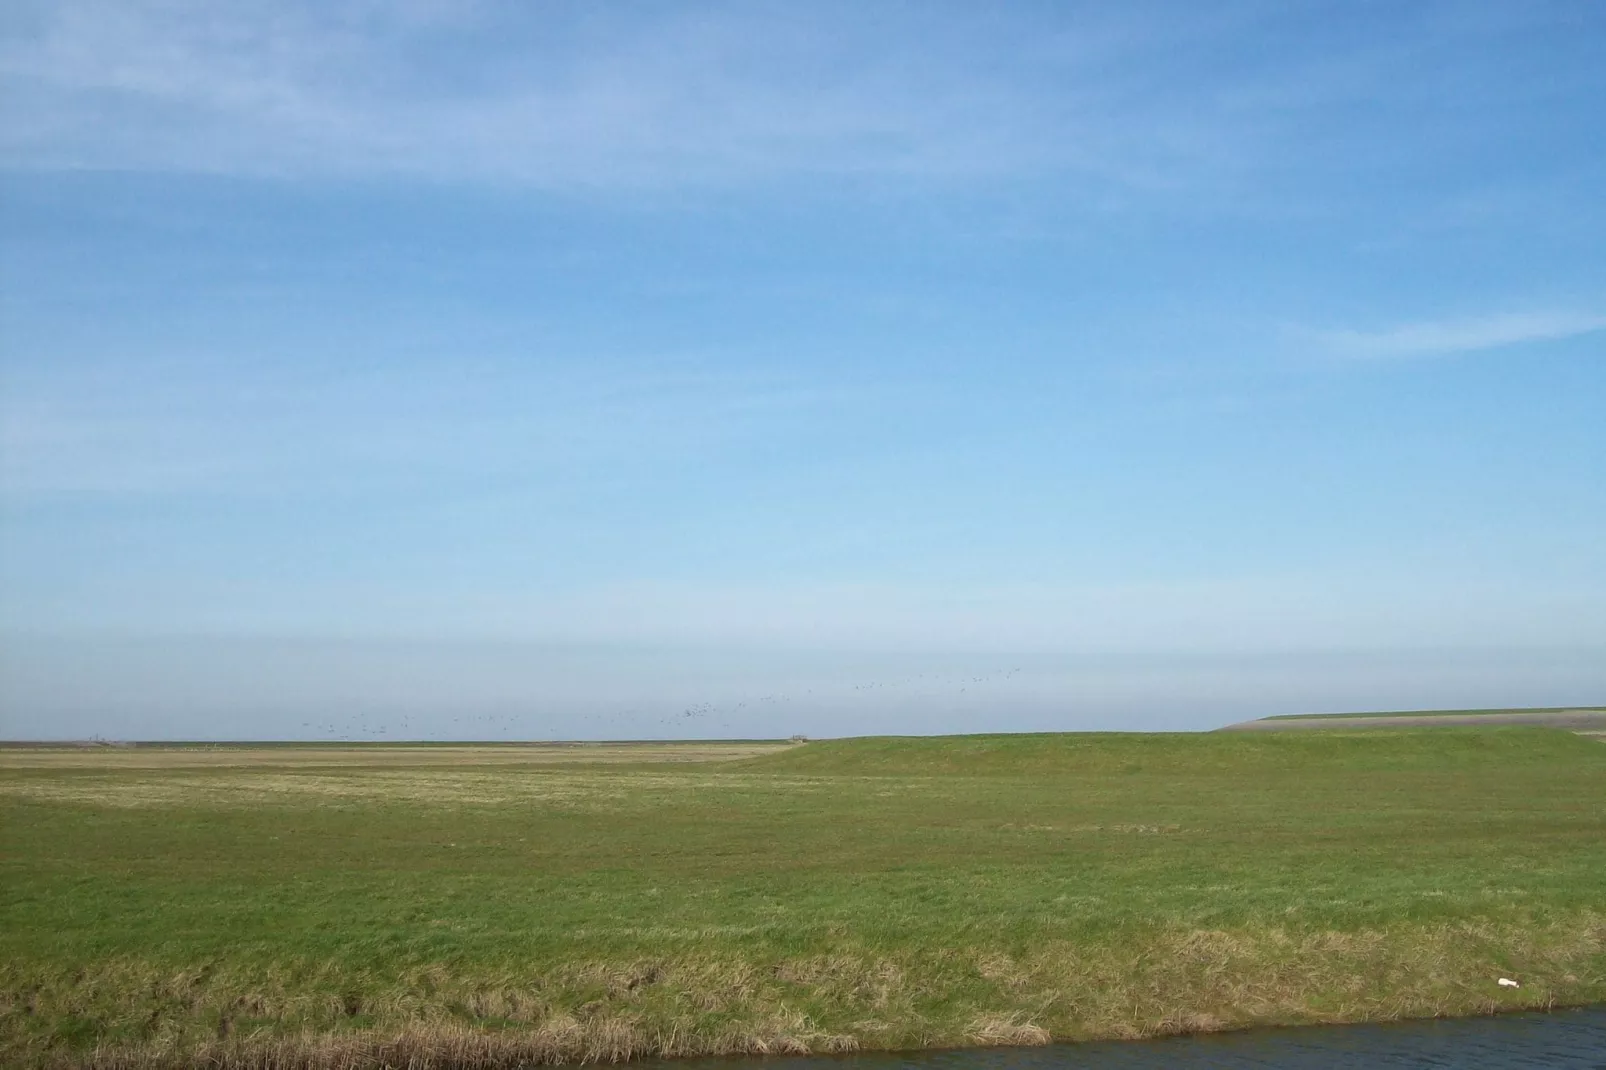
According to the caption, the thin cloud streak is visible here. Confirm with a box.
[1312,310,1606,360]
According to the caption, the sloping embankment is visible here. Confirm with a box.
[1217,709,1606,734]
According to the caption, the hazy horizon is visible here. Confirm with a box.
[3,2,1603,740]
[3,634,1601,741]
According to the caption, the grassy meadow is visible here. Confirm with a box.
[2,730,1604,1068]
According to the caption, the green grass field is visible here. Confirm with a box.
[3,730,1604,1068]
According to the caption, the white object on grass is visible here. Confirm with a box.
[1497,978,1520,987]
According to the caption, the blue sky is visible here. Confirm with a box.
[2,1,1603,739]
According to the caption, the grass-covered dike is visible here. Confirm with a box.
[3,729,1604,1068]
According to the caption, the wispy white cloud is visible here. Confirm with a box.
[0,0,1344,192]
[1311,310,1606,359]
[4,0,1596,210]
[0,1,1053,182]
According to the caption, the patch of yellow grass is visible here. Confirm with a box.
[967,1012,1052,1046]
[0,767,830,810]
[0,742,792,771]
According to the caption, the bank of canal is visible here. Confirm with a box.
[653,1006,1606,1069]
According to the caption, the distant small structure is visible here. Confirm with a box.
[788,734,809,744]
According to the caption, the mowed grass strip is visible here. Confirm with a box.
[2,729,1604,1068]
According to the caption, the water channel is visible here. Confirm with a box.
[658,1007,1606,1069]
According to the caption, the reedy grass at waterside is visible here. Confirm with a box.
[3,730,1604,1068]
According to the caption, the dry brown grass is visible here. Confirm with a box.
[0,768,837,812]
[10,916,1602,1068]
[55,1014,865,1070]
[0,743,791,772]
